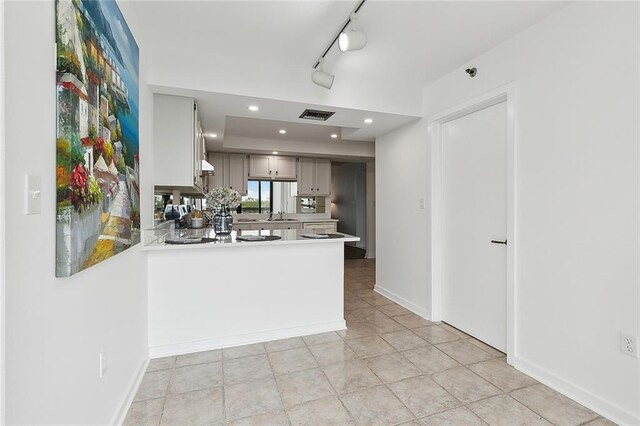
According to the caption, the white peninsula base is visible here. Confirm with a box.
[145,230,356,357]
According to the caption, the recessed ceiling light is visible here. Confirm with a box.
[248,105,259,112]
[364,118,373,124]
[208,133,218,138]
[279,129,287,134]
[331,134,338,139]
[272,151,279,155]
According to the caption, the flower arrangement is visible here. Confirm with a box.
[68,165,103,212]
[56,137,102,211]
[205,187,242,211]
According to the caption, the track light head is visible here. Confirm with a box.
[339,13,367,52]
[312,70,335,89]
[311,58,334,89]
[339,30,367,52]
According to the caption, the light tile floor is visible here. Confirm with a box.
[125,259,615,425]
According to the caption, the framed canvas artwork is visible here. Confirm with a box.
[55,0,140,277]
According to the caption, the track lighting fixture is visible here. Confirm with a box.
[311,58,335,89]
[339,13,367,52]
[311,0,367,89]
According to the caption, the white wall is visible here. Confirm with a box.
[376,2,639,424]
[148,49,422,118]
[4,1,153,424]
[376,120,431,317]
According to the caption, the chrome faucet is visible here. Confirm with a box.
[268,211,273,221]
[278,211,284,220]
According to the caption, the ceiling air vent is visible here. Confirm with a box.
[299,109,335,121]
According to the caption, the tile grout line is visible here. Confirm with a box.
[305,336,358,424]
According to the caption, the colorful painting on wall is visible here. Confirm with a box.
[55,0,140,277]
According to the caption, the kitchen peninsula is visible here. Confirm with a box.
[144,228,358,357]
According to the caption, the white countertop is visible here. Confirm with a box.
[142,228,359,251]
[234,218,338,224]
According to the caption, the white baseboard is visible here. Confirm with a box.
[149,319,347,358]
[365,252,376,259]
[374,285,431,320]
[513,356,639,426]
[373,289,637,425]
[113,357,149,426]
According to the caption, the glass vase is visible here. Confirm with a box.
[212,206,233,234]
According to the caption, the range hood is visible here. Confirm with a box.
[201,159,215,176]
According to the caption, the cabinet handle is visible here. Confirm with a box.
[269,170,272,175]
[276,170,278,175]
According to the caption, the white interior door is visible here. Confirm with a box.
[441,101,507,352]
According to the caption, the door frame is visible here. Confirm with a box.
[428,84,517,363]
[0,0,6,419]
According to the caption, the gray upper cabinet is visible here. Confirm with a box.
[314,159,331,196]
[249,155,272,179]
[297,158,331,196]
[273,156,297,179]
[228,154,248,195]
[249,155,297,180]
[153,94,204,192]
[193,106,204,189]
[208,152,226,189]
[297,158,316,196]
[208,152,248,195]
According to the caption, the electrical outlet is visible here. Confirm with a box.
[620,333,639,358]
[99,351,108,378]
[419,198,426,209]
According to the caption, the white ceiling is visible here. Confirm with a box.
[151,85,419,151]
[225,117,367,143]
[134,1,569,152]
[132,0,568,91]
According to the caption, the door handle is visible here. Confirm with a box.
[491,239,507,245]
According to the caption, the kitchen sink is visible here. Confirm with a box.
[237,218,299,222]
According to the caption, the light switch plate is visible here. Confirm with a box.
[25,174,42,215]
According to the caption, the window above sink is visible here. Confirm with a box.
[238,180,325,214]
